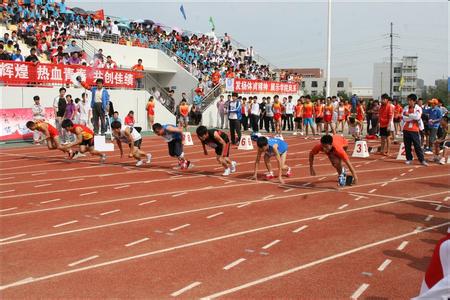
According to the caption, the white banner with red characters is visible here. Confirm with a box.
[225,78,299,94]
[0,61,137,88]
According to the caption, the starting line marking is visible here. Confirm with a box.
[351,283,370,299]
[114,185,130,190]
[283,188,294,193]
[380,183,388,187]
[261,240,281,250]
[263,195,275,200]
[338,204,349,210]
[0,233,26,242]
[172,192,187,198]
[223,258,246,270]
[170,282,202,297]
[100,209,120,216]
[237,203,250,208]
[397,241,409,251]
[400,173,406,176]
[377,259,392,272]
[80,191,97,197]
[68,255,99,267]
[138,200,157,206]
[206,212,224,219]
[368,189,377,194]
[53,220,78,228]
[125,237,150,247]
[170,224,190,232]
[40,198,61,204]
[0,207,18,213]
[391,177,398,181]
[425,215,434,222]
[292,225,308,233]
[317,215,328,220]
[408,168,414,172]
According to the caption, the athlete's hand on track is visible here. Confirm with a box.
[353,176,358,185]
[128,153,133,158]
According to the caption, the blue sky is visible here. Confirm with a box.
[68,1,448,86]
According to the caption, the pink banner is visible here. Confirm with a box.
[233,78,299,94]
[0,61,137,88]
[0,108,55,141]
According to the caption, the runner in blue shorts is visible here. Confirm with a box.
[252,136,292,184]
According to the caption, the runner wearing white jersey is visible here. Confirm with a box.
[111,121,152,167]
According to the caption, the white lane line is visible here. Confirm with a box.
[397,241,409,250]
[0,207,18,212]
[0,277,34,290]
[114,185,130,190]
[435,205,442,211]
[380,183,388,187]
[408,168,414,172]
[100,209,120,216]
[261,239,281,250]
[68,255,99,267]
[0,233,26,242]
[0,177,15,181]
[302,182,311,187]
[415,226,423,232]
[318,177,327,181]
[263,194,275,200]
[237,203,250,208]
[223,258,246,270]
[40,198,61,204]
[391,177,398,181]
[69,178,84,182]
[292,225,308,233]
[34,183,52,188]
[368,189,377,194]
[224,180,235,185]
[170,224,190,232]
[377,259,392,272]
[125,237,150,247]
[425,215,434,222]
[206,212,224,219]
[351,283,370,299]
[317,215,328,220]
[283,188,294,193]
[170,282,202,297]
[0,190,15,194]
[400,173,406,176]
[31,172,46,176]
[138,200,157,206]
[80,191,97,197]
[338,204,349,210]
[53,220,78,228]
[355,165,362,168]
[172,192,187,198]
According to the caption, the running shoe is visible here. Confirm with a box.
[222,168,231,176]
[338,167,347,187]
[293,132,297,136]
[439,158,446,165]
[146,153,152,164]
[285,167,292,177]
[265,172,275,180]
[72,151,84,159]
[420,161,429,167]
[230,161,237,173]
[405,160,412,165]
[135,160,144,167]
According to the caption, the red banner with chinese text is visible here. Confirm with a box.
[0,61,137,88]
[232,78,299,94]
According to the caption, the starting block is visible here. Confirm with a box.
[396,142,406,160]
[352,140,369,158]
[94,135,114,152]
[183,132,194,146]
[238,135,253,150]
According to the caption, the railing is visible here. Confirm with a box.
[74,38,97,63]
[199,83,224,112]
[143,72,175,113]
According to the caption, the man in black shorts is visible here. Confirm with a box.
[196,125,237,176]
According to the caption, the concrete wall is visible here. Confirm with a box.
[0,86,175,130]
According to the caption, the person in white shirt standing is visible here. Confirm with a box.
[250,97,260,133]
[284,96,295,131]
[32,96,45,145]
[78,92,92,128]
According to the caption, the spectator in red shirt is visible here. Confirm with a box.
[105,55,117,69]
[378,93,394,155]
[124,111,135,126]
[132,59,145,89]
[212,67,221,86]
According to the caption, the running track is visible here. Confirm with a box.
[0,134,448,299]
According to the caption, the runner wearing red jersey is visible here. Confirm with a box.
[26,120,68,154]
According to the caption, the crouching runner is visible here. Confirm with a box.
[196,125,236,176]
[26,120,68,155]
[152,123,191,169]
[252,136,292,184]
[111,121,152,167]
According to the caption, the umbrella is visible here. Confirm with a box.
[63,45,83,53]
[143,19,154,25]
[71,7,87,15]
[118,23,130,29]
[62,9,75,15]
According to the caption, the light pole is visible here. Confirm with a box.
[326,0,332,97]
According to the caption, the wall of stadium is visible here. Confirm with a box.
[0,87,175,131]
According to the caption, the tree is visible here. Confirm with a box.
[337,91,350,101]
[422,80,448,105]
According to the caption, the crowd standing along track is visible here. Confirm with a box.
[0,135,449,299]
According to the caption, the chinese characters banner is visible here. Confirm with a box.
[232,78,299,94]
[0,61,137,88]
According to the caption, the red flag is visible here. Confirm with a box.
[93,9,104,20]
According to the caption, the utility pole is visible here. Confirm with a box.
[326,0,332,97]
[390,22,393,98]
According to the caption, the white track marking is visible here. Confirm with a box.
[400,173,406,176]
[201,224,448,299]
[318,177,327,181]
[391,177,398,181]
[138,200,157,206]
[351,283,370,299]
[0,277,34,290]
[170,282,202,297]
[425,215,434,222]
[435,205,442,211]
[261,240,281,250]
[34,183,52,188]
[40,198,61,204]
[53,220,78,228]
[237,202,250,208]
[283,188,294,193]
[368,189,377,194]
[31,172,46,176]
[408,168,414,172]
[292,225,308,233]
[224,180,235,185]
[69,178,84,182]
[397,241,409,250]
[68,255,99,267]
[380,183,388,187]
[172,192,187,198]
[302,182,311,187]
[125,237,150,247]
[206,212,223,219]
[317,215,328,220]
[100,209,120,216]
[414,226,423,232]
[114,185,130,190]
[338,204,349,210]
[0,207,17,212]
[355,165,362,168]
[0,190,14,194]
[263,194,275,200]
[170,224,190,232]
[377,259,392,271]
[80,191,97,197]
[0,233,26,242]
[223,258,246,270]
[0,177,14,181]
